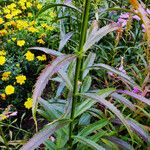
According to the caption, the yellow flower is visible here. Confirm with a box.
[5,85,15,95]
[0,114,7,121]
[25,51,34,61]
[16,75,26,85]
[0,50,6,55]
[37,39,45,45]
[0,18,4,24]
[26,2,32,8]
[5,14,13,19]
[16,63,20,67]
[16,20,28,30]
[0,93,6,100]
[0,56,6,65]
[37,4,42,10]
[0,29,7,36]
[2,71,11,81]
[28,26,38,33]
[12,38,16,41]
[24,98,32,109]
[27,12,33,17]
[17,40,25,47]
[3,8,10,14]
[37,54,47,61]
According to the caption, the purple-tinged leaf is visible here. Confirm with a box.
[80,93,132,138]
[107,136,134,150]
[127,120,150,143]
[29,47,63,56]
[84,23,119,52]
[92,63,137,87]
[32,54,76,126]
[20,119,70,150]
[111,92,136,111]
[112,119,150,143]
[59,32,73,51]
[117,90,150,106]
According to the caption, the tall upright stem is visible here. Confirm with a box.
[68,0,90,148]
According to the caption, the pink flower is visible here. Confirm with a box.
[120,13,130,19]
[117,18,128,27]
[118,65,126,74]
[133,15,141,21]
[146,8,150,15]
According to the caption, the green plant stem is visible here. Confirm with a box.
[0,125,9,150]
[68,0,90,148]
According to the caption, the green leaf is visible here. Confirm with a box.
[83,23,119,52]
[20,119,70,150]
[80,93,133,140]
[81,76,92,93]
[73,136,105,150]
[38,3,81,17]
[82,52,96,78]
[78,119,109,137]
[75,88,115,118]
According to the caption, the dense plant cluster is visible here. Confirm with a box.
[0,0,150,149]
[0,0,58,113]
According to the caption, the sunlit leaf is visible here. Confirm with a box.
[84,23,119,52]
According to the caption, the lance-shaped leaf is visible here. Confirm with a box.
[32,54,76,125]
[20,119,70,150]
[58,69,73,91]
[113,119,150,143]
[92,63,137,87]
[29,47,63,56]
[78,119,109,137]
[80,93,132,138]
[107,136,134,150]
[116,90,150,106]
[83,23,119,52]
[82,52,96,78]
[111,92,136,111]
[58,32,73,51]
[73,136,105,150]
[75,88,115,118]
[37,3,81,17]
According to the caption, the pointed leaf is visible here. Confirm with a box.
[107,136,134,150]
[78,119,109,137]
[111,92,136,110]
[82,52,96,78]
[29,47,63,56]
[32,54,76,124]
[58,32,73,51]
[75,88,115,118]
[84,23,119,52]
[58,69,73,91]
[93,63,137,87]
[38,3,81,17]
[20,119,70,150]
[117,90,150,106]
[80,93,132,138]
[73,136,105,150]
